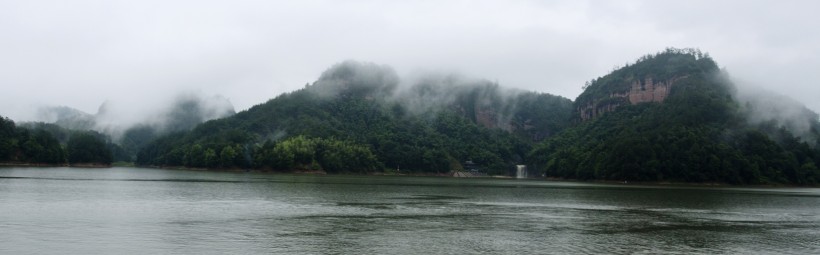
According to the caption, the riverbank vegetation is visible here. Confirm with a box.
[4,49,820,185]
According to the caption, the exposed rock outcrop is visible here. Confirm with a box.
[578,76,684,121]
[628,77,674,104]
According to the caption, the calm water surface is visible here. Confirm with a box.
[1,167,818,254]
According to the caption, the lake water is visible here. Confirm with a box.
[1,167,818,254]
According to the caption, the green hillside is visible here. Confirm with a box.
[136,61,573,174]
[529,48,820,184]
[6,48,818,184]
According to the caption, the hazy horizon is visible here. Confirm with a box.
[2,0,819,122]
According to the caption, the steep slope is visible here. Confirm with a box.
[136,61,574,174]
[530,48,820,184]
[575,48,718,121]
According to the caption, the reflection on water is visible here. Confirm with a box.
[1,167,819,254]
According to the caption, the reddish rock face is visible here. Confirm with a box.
[578,76,682,121]
[628,77,672,104]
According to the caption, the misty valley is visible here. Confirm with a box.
[3,49,819,184]
[6,0,820,252]
[2,48,820,253]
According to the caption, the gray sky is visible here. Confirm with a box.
[1,0,819,121]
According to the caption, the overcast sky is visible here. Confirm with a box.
[1,0,818,121]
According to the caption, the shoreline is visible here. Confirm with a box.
[543,177,817,188]
[4,163,816,187]
[141,165,817,187]
[69,163,112,168]
[0,162,69,167]
[140,165,332,175]
[0,162,112,168]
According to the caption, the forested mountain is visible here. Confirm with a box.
[136,61,574,174]
[529,48,820,184]
[6,48,819,184]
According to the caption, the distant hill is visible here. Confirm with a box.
[136,61,574,174]
[12,47,818,184]
[34,106,96,131]
[529,48,820,184]
[26,93,236,161]
[137,52,820,183]
[1,116,114,166]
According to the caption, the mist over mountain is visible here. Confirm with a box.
[17,92,236,162]
[132,50,820,184]
[308,61,400,100]
[136,61,573,174]
[531,48,820,184]
[395,73,573,141]
[4,47,819,184]
[157,93,237,133]
[31,92,235,140]
[733,85,820,144]
[34,106,96,131]
[307,61,574,141]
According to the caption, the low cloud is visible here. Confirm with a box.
[731,79,820,144]
[2,0,818,122]
[30,91,235,142]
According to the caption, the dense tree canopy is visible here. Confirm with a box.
[135,55,820,184]
[0,116,65,164]
[135,94,545,174]
[7,50,819,184]
[0,116,119,166]
[136,62,573,174]
[66,131,113,165]
[528,49,820,184]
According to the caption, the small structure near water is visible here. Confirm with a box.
[452,160,487,177]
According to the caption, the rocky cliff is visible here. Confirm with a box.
[574,48,715,122]
[532,49,820,185]
[578,76,683,121]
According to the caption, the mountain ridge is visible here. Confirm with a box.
[531,48,820,184]
[133,49,820,184]
[136,61,574,174]
[4,48,818,184]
